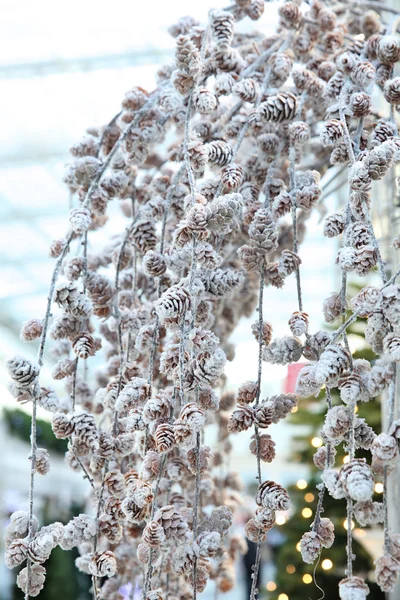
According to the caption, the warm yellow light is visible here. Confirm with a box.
[276,515,286,525]
[303,574,312,584]
[278,595,289,600]
[343,519,355,530]
[354,405,359,413]
[302,508,313,518]
[311,437,323,448]
[286,564,296,574]
[266,581,277,591]
[375,482,384,494]
[291,405,298,413]
[343,455,350,464]
[354,528,366,537]
[321,559,333,570]
[296,542,301,552]
[305,493,315,503]
[297,479,308,490]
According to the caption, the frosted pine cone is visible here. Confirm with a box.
[205,140,233,167]
[196,531,221,558]
[69,207,91,234]
[351,417,376,450]
[289,120,310,144]
[16,564,46,597]
[154,505,189,540]
[131,219,157,254]
[193,87,218,115]
[34,448,50,475]
[323,405,351,442]
[250,433,276,462]
[52,413,74,438]
[54,281,92,318]
[258,92,297,123]
[253,401,274,428]
[187,140,207,172]
[155,283,191,324]
[315,517,334,548]
[339,576,369,600]
[221,163,244,191]
[375,554,400,592]
[72,332,97,359]
[351,286,382,317]
[210,9,234,48]
[390,534,400,560]
[377,35,400,64]
[202,269,243,297]
[72,412,98,448]
[354,500,384,526]
[289,311,309,336]
[323,292,345,323]
[314,344,350,385]
[228,405,254,433]
[5,538,29,569]
[364,140,395,180]
[270,394,298,423]
[340,458,374,502]
[338,372,364,404]
[105,470,126,497]
[244,518,267,543]
[121,497,148,523]
[324,212,346,238]
[233,78,260,103]
[278,250,301,277]
[206,193,242,234]
[256,480,290,511]
[313,445,336,470]
[349,161,372,192]
[366,316,392,355]
[238,244,265,272]
[155,423,175,453]
[175,35,202,78]
[143,521,166,547]
[350,92,372,118]
[6,355,38,390]
[272,191,292,219]
[20,318,43,342]
[143,250,167,277]
[263,336,303,365]
[321,119,344,146]
[251,321,273,346]
[295,364,321,397]
[237,381,258,404]
[337,247,357,272]
[383,332,400,361]
[179,402,205,432]
[89,551,117,578]
[381,284,400,323]
[248,208,278,252]
[278,1,301,27]
[300,531,322,564]
[371,433,398,462]
[143,391,174,424]
[384,78,400,104]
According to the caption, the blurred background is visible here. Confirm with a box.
[0,1,392,599]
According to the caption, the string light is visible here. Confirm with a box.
[278,595,289,600]
[343,519,355,530]
[286,565,296,574]
[276,515,287,525]
[291,405,298,413]
[321,559,333,570]
[302,508,312,518]
[266,582,277,591]
[311,437,322,448]
[297,479,308,490]
[304,493,314,502]
[343,455,350,464]
[303,574,312,584]
[296,542,301,552]
[375,482,384,494]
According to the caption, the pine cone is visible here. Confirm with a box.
[258,92,297,123]
[349,161,372,192]
[250,433,276,462]
[154,505,189,540]
[278,250,301,277]
[156,283,192,324]
[202,269,243,297]
[270,393,298,423]
[187,140,207,172]
[89,551,117,578]
[256,480,290,511]
[247,0,265,20]
[371,432,398,462]
[5,538,29,569]
[244,518,267,542]
[350,92,372,117]
[300,531,322,564]
[350,417,376,450]
[321,119,344,146]
[16,564,46,597]
[228,404,254,433]
[375,554,400,592]
[340,458,374,502]
[314,344,350,385]
[384,77,400,104]
[206,193,242,234]
[251,321,273,346]
[72,412,98,449]
[238,244,266,272]
[175,35,202,78]
[354,500,384,526]
[72,332,97,359]
[69,207,91,234]
[323,405,351,442]
[20,319,43,342]
[278,1,301,27]
[316,517,335,548]
[131,219,157,254]
[221,163,244,191]
[339,576,369,600]
[205,140,233,167]
[263,336,303,365]
[6,355,38,389]
[54,281,92,318]
[143,250,167,276]
[121,497,149,523]
[253,401,274,428]
[155,423,175,453]
[143,521,166,547]
[210,10,235,48]
[324,212,346,238]
[237,381,258,404]
[35,448,50,475]
[313,445,336,470]
[52,413,74,439]
[233,78,260,103]
[288,311,309,336]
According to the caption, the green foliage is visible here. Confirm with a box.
[3,407,67,455]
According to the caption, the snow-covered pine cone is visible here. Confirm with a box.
[20,318,43,342]
[255,480,290,511]
[131,219,157,254]
[300,531,322,564]
[288,311,309,336]
[6,355,38,390]
[263,336,303,365]
[354,500,384,526]
[210,9,235,48]
[339,458,374,502]
[314,344,350,385]
[250,433,276,462]
[371,432,398,462]
[154,505,189,540]
[228,404,254,433]
[89,550,117,578]
[69,207,91,234]
[155,283,191,324]
[323,405,351,442]
[205,140,233,167]
[375,554,400,592]
[339,576,369,600]
[258,92,297,123]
